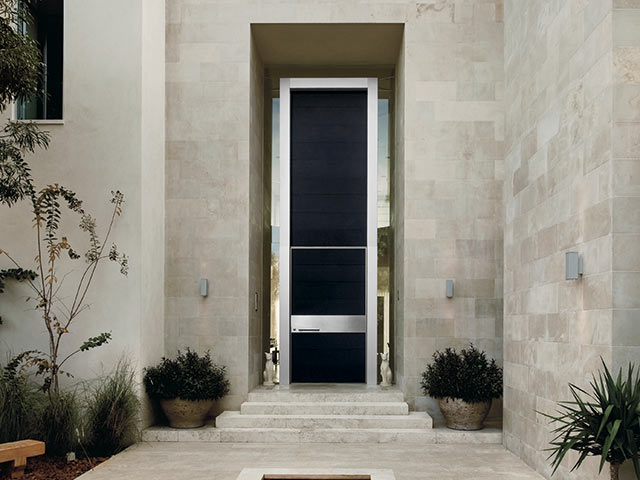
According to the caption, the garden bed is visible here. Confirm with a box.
[1,456,107,480]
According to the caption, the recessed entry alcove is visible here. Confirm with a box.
[249,23,404,389]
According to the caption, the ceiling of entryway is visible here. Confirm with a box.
[251,23,404,66]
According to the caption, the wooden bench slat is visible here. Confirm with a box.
[0,440,45,464]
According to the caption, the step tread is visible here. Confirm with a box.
[220,411,428,420]
[240,401,410,416]
[247,390,405,403]
[241,401,409,406]
[217,427,434,433]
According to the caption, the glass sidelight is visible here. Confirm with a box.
[279,78,378,385]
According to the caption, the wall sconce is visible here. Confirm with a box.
[445,279,454,298]
[200,278,209,297]
[565,252,583,280]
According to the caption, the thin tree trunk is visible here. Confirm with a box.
[610,462,620,480]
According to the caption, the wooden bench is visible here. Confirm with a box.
[0,440,45,478]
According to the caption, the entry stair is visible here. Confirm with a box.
[214,385,433,443]
[142,384,502,444]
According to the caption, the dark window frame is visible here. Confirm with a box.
[16,0,64,121]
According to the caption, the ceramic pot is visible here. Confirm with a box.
[160,398,214,428]
[438,397,491,430]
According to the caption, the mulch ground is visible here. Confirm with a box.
[1,456,108,480]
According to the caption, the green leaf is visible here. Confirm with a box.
[79,332,112,352]
[597,404,614,439]
[600,420,621,472]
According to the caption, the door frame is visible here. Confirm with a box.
[279,77,378,386]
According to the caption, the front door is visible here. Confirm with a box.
[279,78,378,385]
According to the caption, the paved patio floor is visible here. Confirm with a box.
[77,442,544,480]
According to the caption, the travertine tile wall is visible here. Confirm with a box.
[612,1,640,374]
[503,1,628,478]
[394,34,407,394]
[249,37,265,393]
[165,0,504,414]
[401,0,505,414]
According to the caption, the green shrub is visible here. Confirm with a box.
[85,361,140,456]
[37,391,81,456]
[143,349,230,402]
[421,344,503,403]
[0,355,44,443]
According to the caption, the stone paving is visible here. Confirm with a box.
[77,442,544,480]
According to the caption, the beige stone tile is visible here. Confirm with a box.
[583,272,613,310]
[613,271,640,308]
[614,46,640,84]
[612,309,640,345]
[613,8,640,46]
[613,196,640,232]
[582,200,612,241]
[612,233,640,270]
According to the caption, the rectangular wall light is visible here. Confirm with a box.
[445,279,454,298]
[200,278,209,297]
[565,252,583,280]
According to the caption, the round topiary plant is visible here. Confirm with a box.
[143,349,230,428]
[421,344,503,430]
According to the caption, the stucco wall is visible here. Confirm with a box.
[140,0,167,425]
[502,1,636,478]
[0,0,165,425]
[165,0,505,415]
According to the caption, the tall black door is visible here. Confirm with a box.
[289,90,368,383]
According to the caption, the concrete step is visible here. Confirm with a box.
[247,388,405,404]
[240,401,409,416]
[141,424,502,444]
[216,411,432,429]
[216,427,438,443]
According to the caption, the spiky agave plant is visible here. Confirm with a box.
[541,359,640,480]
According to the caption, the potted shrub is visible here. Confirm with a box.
[143,349,230,428]
[541,360,640,480]
[421,344,502,430]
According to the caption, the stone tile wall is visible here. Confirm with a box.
[165,0,504,415]
[502,1,634,478]
[249,37,265,393]
[401,0,505,415]
[612,1,640,373]
[164,3,254,412]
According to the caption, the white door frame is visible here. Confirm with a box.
[279,77,378,386]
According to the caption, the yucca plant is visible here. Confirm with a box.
[541,360,640,480]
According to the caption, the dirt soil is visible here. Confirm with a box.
[1,456,107,480]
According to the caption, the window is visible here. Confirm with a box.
[17,0,63,120]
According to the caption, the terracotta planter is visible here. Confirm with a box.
[160,398,214,428]
[438,397,491,430]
